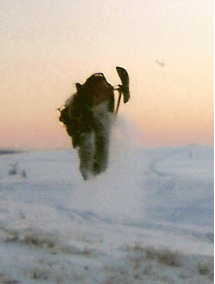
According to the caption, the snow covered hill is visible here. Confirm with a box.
[0,126,213,283]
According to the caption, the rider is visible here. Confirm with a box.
[59,72,115,149]
[59,67,129,179]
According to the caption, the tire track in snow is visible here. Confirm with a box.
[148,149,180,178]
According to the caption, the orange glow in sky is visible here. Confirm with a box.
[0,0,213,149]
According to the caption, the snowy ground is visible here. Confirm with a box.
[0,120,213,283]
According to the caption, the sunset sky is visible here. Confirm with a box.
[1,0,213,149]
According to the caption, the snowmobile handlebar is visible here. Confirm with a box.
[116,66,130,103]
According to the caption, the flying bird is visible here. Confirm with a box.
[155,60,165,67]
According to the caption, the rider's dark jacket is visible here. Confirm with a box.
[59,73,115,148]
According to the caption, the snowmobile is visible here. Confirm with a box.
[58,66,130,180]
